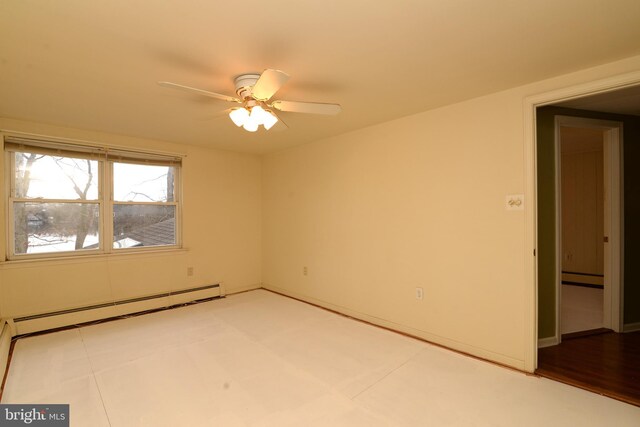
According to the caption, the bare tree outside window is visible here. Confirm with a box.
[54,157,96,249]
[14,152,43,253]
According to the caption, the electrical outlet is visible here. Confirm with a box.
[303,266,308,276]
[187,267,194,276]
[415,287,424,300]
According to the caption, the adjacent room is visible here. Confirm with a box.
[1,2,640,426]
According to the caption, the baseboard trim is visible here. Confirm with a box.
[623,322,640,333]
[0,321,13,401]
[262,284,526,372]
[224,284,262,296]
[538,336,559,348]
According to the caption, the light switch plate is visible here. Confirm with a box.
[506,194,524,210]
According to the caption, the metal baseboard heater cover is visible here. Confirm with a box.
[13,284,220,323]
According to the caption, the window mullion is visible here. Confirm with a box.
[7,152,16,259]
[104,161,113,254]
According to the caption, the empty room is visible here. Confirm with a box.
[1,1,640,426]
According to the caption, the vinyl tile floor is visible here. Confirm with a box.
[2,290,639,426]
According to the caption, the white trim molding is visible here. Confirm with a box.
[623,322,640,333]
[537,336,559,348]
[0,320,12,389]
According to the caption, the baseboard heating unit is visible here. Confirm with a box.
[12,284,222,335]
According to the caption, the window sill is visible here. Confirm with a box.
[0,247,189,268]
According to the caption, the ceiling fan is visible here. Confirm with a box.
[158,69,341,132]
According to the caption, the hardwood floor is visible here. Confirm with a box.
[537,330,640,406]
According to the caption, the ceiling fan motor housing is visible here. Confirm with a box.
[234,73,261,99]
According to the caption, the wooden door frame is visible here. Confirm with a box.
[554,116,623,343]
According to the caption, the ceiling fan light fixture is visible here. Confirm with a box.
[242,120,258,132]
[229,105,279,132]
[242,116,259,132]
[262,110,278,130]
[250,105,279,130]
[229,108,249,127]
[249,105,266,121]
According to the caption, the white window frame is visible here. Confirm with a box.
[3,133,183,260]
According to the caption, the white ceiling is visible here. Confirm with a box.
[556,84,640,117]
[1,1,640,154]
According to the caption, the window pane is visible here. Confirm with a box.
[14,152,99,200]
[113,163,175,202]
[113,204,176,249]
[13,202,100,254]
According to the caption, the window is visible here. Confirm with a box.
[5,135,182,259]
[112,163,177,249]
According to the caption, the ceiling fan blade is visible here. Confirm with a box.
[158,81,240,103]
[271,100,342,115]
[251,69,290,101]
[198,108,234,121]
[269,109,289,131]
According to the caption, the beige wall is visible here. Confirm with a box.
[0,118,262,321]
[262,55,640,370]
[262,91,528,368]
[1,54,639,369]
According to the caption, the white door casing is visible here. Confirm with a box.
[523,69,640,372]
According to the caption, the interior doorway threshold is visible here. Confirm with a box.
[562,327,611,340]
[537,330,640,407]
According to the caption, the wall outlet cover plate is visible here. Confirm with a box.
[506,194,524,210]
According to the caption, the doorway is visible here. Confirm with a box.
[525,73,640,404]
[559,124,605,335]
[555,116,622,341]
[532,87,640,404]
